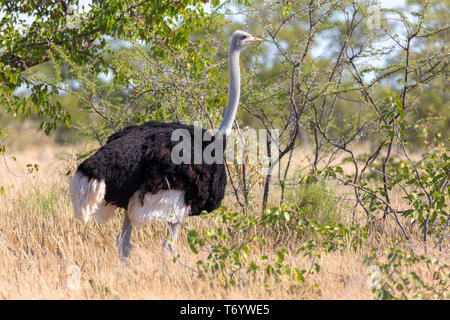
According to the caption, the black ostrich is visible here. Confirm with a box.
[69,31,261,259]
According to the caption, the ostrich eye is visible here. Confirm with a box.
[242,35,248,39]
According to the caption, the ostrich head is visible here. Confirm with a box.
[230,30,262,51]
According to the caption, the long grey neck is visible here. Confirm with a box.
[218,47,240,136]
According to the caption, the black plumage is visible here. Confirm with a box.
[70,31,263,259]
[77,121,227,216]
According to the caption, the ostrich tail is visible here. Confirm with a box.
[69,171,107,223]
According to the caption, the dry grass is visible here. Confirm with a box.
[0,128,447,300]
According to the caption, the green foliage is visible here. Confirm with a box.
[323,144,449,249]
[0,0,219,133]
[366,245,449,300]
[186,204,367,291]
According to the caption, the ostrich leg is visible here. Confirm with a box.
[116,212,133,260]
[163,222,181,253]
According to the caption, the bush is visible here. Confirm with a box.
[286,180,341,225]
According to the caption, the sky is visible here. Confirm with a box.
[77,0,408,16]
[77,0,410,17]
[75,0,410,10]
[2,0,409,28]
[5,0,410,94]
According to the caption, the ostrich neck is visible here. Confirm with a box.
[218,48,240,135]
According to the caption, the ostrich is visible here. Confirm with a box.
[69,30,261,259]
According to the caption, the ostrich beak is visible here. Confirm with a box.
[246,36,262,43]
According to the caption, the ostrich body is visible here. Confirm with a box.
[69,31,261,259]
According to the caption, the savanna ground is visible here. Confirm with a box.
[0,123,446,300]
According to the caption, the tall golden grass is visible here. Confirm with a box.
[0,125,445,299]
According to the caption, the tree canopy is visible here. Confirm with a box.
[0,0,216,133]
